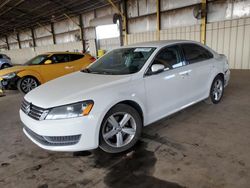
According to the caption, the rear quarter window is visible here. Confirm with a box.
[182,43,213,64]
[70,54,84,61]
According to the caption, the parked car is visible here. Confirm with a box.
[0,52,95,93]
[0,54,12,69]
[20,40,230,153]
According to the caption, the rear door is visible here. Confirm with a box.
[180,43,214,102]
[40,54,74,82]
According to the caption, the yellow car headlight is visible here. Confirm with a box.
[2,72,16,79]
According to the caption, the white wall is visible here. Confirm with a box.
[206,17,250,69]
[128,16,250,69]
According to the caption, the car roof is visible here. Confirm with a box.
[42,52,84,55]
[126,40,200,48]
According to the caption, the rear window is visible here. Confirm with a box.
[50,54,70,64]
[182,43,213,64]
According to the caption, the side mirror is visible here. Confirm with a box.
[44,60,52,65]
[151,64,165,74]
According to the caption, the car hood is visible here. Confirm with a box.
[25,71,132,108]
[0,66,26,77]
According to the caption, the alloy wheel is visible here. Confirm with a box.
[102,112,137,148]
[212,79,223,101]
[21,78,38,93]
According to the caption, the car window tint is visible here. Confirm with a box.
[25,55,48,65]
[70,54,84,61]
[50,54,70,64]
[182,43,213,64]
[88,47,155,75]
[152,46,183,70]
[0,55,3,59]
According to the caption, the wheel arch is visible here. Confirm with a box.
[115,100,144,124]
[17,71,43,84]
[216,73,224,83]
[18,75,41,85]
[0,63,11,69]
[206,71,225,99]
[210,72,225,87]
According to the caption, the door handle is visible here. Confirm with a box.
[65,66,74,69]
[179,70,191,78]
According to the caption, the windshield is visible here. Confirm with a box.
[85,47,156,75]
[25,54,49,65]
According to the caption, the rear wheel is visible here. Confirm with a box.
[99,104,142,153]
[206,75,224,104]
[17,77,39,94]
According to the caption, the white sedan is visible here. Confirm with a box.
[20,40,230,153]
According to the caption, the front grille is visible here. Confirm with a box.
[24,126,81,146]
[21,99,48,120]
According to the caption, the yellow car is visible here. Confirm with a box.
[0,52,95,93]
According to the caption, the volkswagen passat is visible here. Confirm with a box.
[20,40,230,153]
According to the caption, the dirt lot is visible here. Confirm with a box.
[0,70,249,188]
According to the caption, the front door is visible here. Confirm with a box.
[144,45,189,124]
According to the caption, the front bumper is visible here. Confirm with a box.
[20,110,101,152]
[0,76,19,90]
[224,69,230,87]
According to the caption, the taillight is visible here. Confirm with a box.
[89,57,96,62]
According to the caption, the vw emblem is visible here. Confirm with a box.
[25,104,31,114]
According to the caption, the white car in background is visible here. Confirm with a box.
[20,40,230,153]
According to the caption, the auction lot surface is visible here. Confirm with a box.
[0,70,249,188]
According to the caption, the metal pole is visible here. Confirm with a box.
[51,23,56,44]
[5,35,9,50]
[156,0,161,41]
[79,14,85,52]
[16,33,21,49]
[31,28,36,47]
[121,0,128,45]
[201,0,207,44]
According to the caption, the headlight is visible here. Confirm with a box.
[2,72,16,79]
[45,100,94,120]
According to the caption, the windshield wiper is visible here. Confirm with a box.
[81,68,114,75]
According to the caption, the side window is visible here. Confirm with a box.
[152,46,183,70]
[69,54,84,61]
[0,54,3,59]
[182,43,213,64]
[50,54,70,64]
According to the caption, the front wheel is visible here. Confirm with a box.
[17,77,39,94]
[99,104,142,153]
[206,75,224,104]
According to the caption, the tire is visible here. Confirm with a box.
[1,64,11,69]
[99,104,142,153]
[205,75,224,104]
[17,77,39,94]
